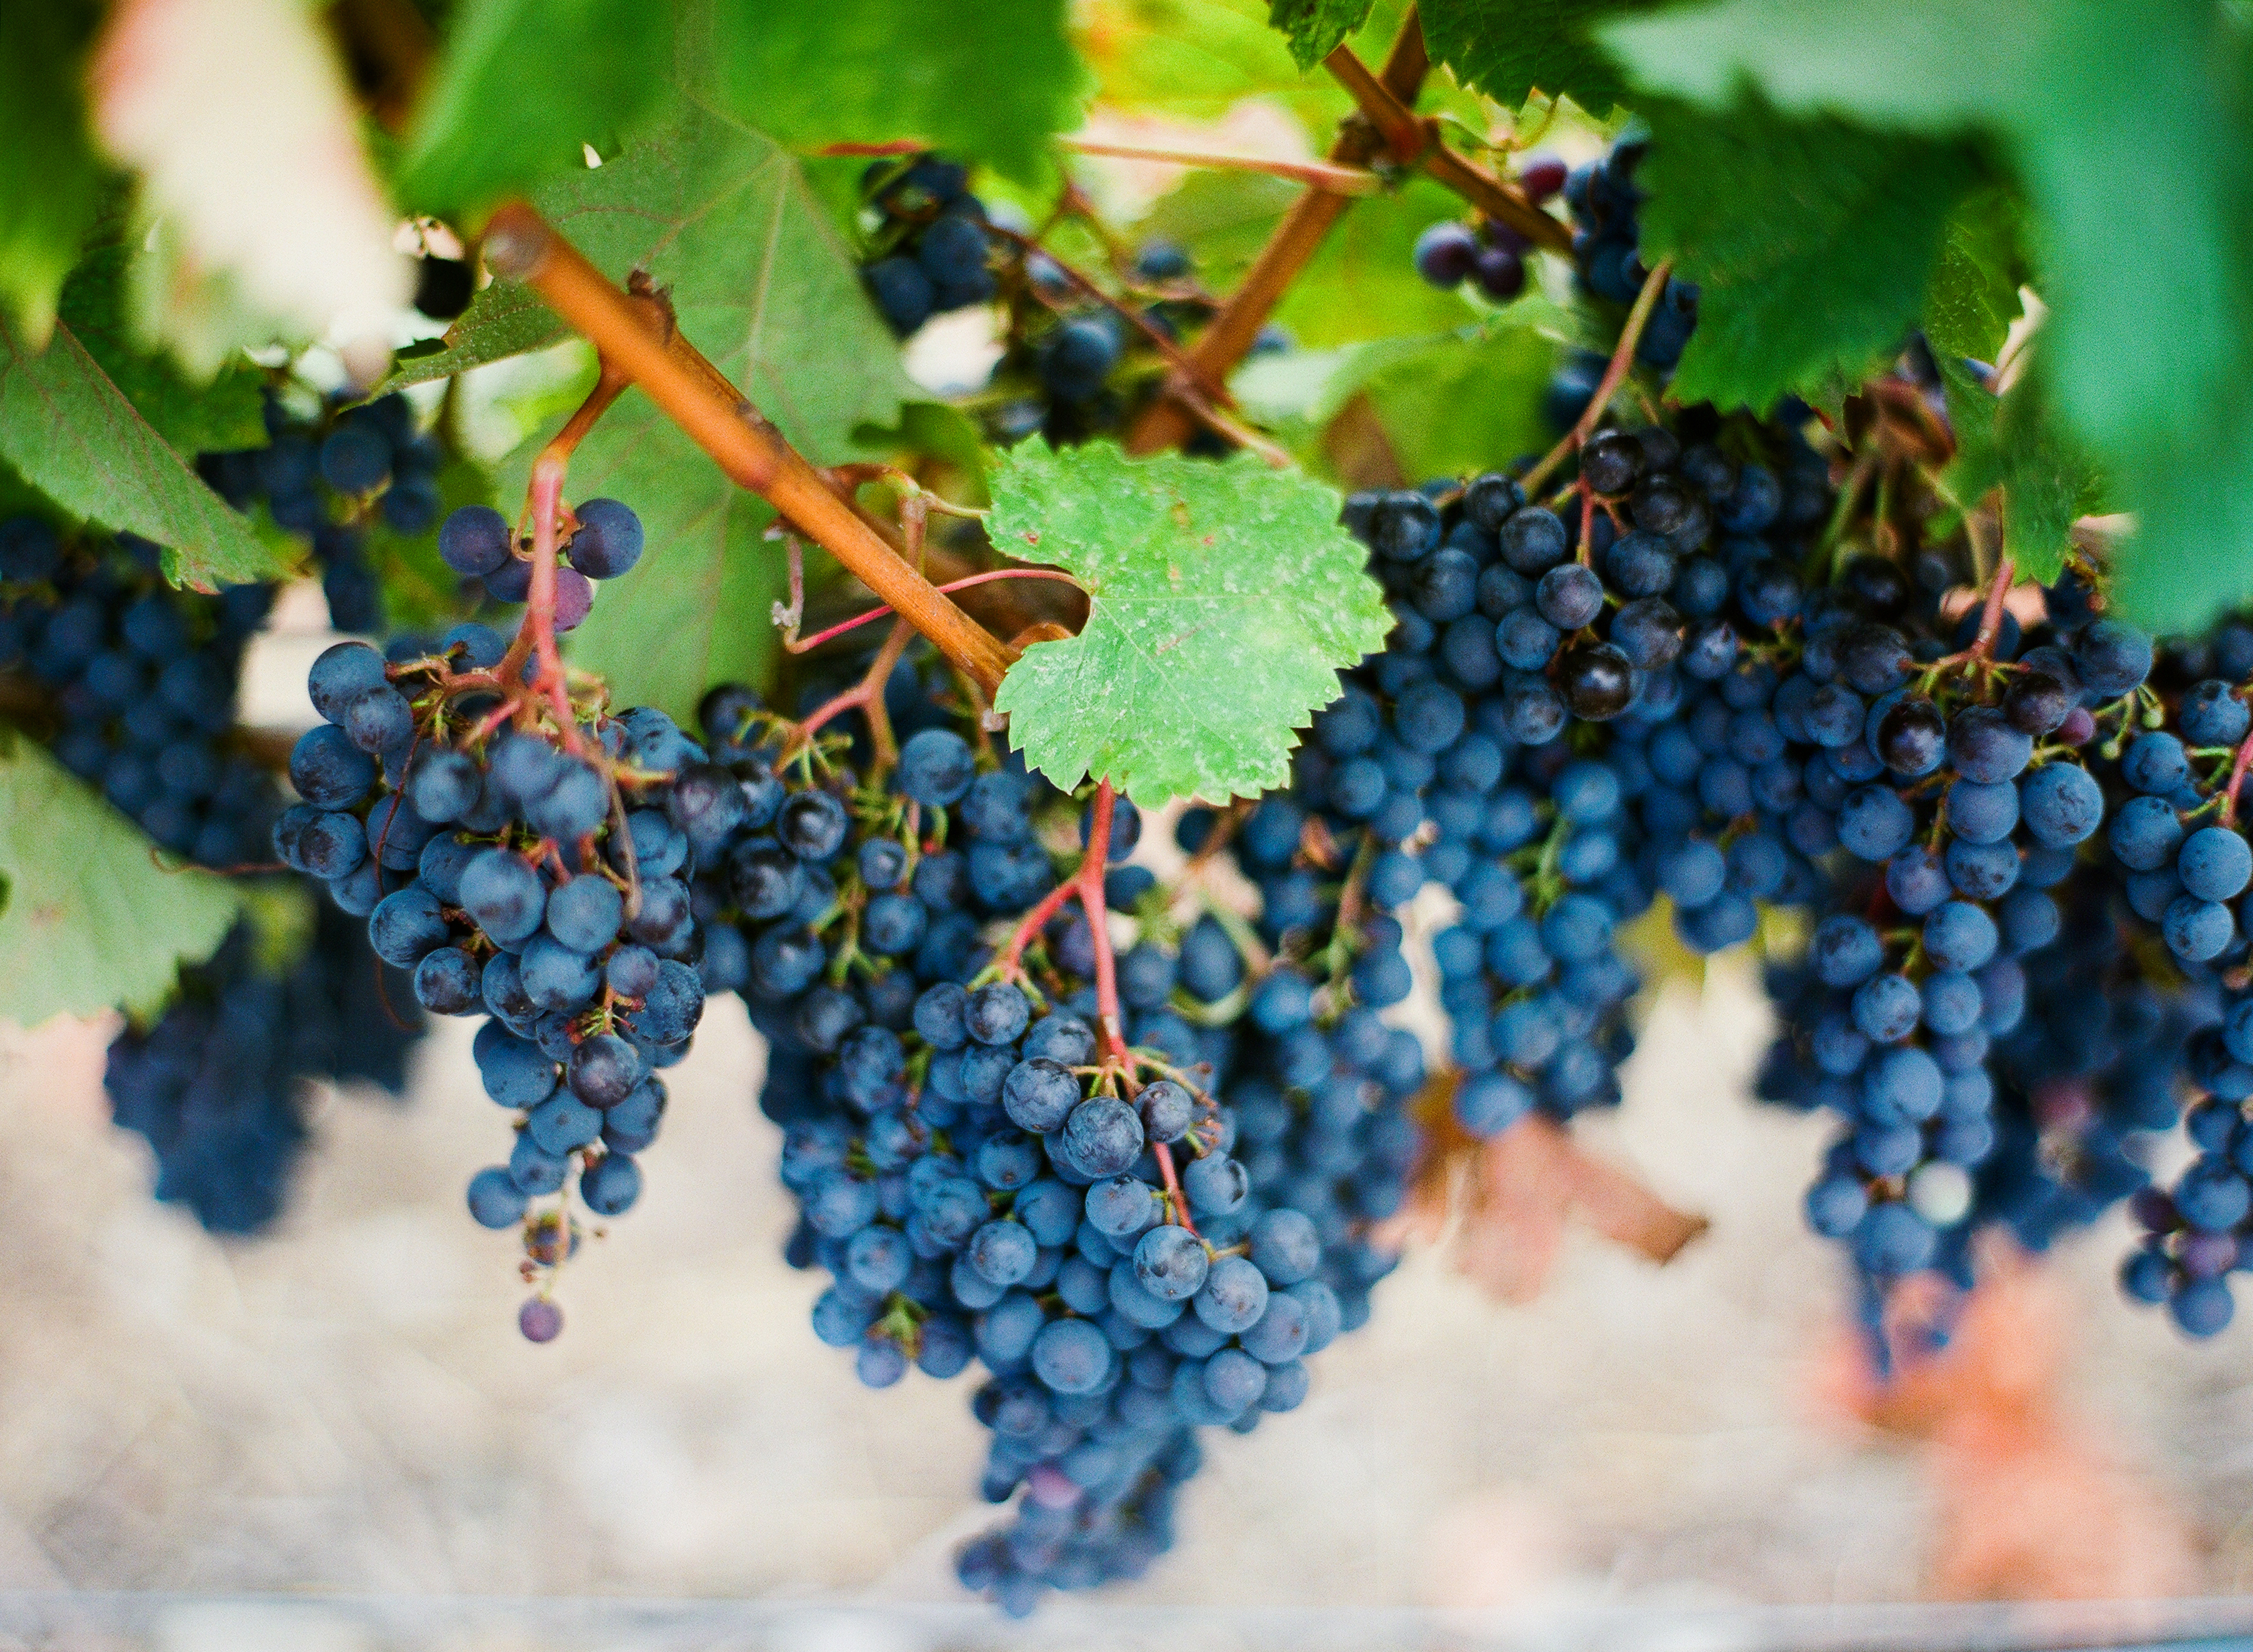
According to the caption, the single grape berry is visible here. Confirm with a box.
[438,505,512,578]
[567,499,644,580]
[1559,642,1635,719]
[1412,222,1479,288]
[1581,431,1642,496]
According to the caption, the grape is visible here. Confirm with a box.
[1412,222,1479,288]
[567,499,644,579]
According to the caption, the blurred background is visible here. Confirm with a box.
[2,605,2251,1652]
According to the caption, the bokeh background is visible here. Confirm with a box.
[3,603,2252,1652]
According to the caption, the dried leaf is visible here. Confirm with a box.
[1390,1076,1709,1302]
[1817,1242,2201,1601]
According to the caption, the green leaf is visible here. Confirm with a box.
[1085,0,1448,136]
[1922,185,2025,368]
[0,736,242,1027]
[1419,0,1659,114]
[502,112,919,721]
[56,246,266,454]
[988,442,1391,804]
[0,313,285,590]
[0,3,108,346]
[695,0,1088,185]
[1280,176,1494,347]
[1266,0,1373,70]
[398,0,674,213]
[377,281,567,391]
[1598,0,2245,451]
[1235,317,1562,477]
[1633,93,1983,415]
[1362,323,1560,484]
[1938,362,2102,589]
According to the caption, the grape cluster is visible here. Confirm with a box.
[1410,152,1567,302]
[1743,569,2151,1292]
[285,626,717,1337]
[106,903,423,1234]
[434,497,644,627]
[0,518,279,868]
[860,156,1002,338]
[198,390,445,633]
[712,639,1437,1612]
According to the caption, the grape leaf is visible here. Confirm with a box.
[1938,363,2103,589]
[377,281,565,392]
[1633,93,1983,415]
[0,313,284,590]
[56,246,266,455]
[1923,186,2025,369]
[1266,0,1374,70]
[0,735,241,1026]
[398,0,674,214]
[1418,0,1660,115]
[694,0,1088,185]
[1363,323,1560,485]
[989,441,1391,804]
[0,3,108,347]
[500,112,920,723]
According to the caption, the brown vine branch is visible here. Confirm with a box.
[1323,45,1573,256]
[1124,10,1432,455]
[481,204,1016,695]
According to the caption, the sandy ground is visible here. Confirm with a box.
[3,953,2252,1651]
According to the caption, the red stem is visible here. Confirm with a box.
[1970,555,2016,660]
[789,617,916,770]
[999,876,1080,976]
[494,457,582,751]
[1077,781,1129,1066]
[1152,1139,1199,1239]
[2223,730,2253,828]
[790,570,1085,655]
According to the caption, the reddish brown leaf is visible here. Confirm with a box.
[1385,1075,1708,1302]
[1816,1241,2201,1601]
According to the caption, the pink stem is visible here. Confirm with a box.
[790,569,1084,654]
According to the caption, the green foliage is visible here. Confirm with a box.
[399,0,674,213]
[1632,92,1983,415]
[1597,0,2253,633]
[1419,0,1657,115]
[0,3,107,348]
[1923,185,2026,368]
[1939,361,2103,588]
[1362,323,1560,483]
[380,283,566,392]
[696,0,1088,185]
[1236,314,1561,479]
[1279,177,1495,347]
[501,113,919,723]
[0,736,242,1027]
[1266,0,1373,70]
[989,442,1391,804]
[0,315,285,591]
[57,247,267,455]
